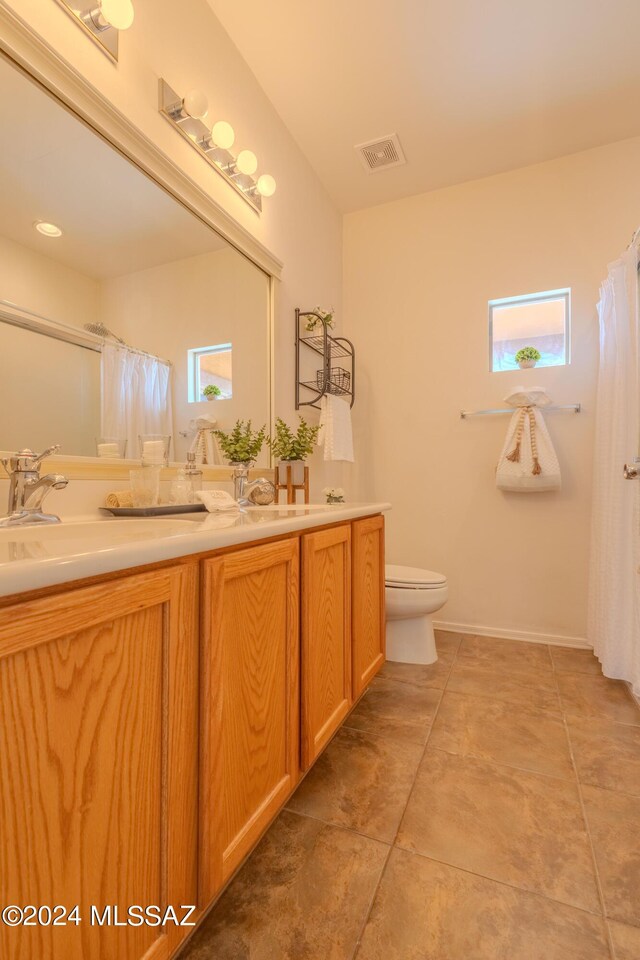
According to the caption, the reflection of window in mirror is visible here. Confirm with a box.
[188,343,233,401]
[489,289,570,372]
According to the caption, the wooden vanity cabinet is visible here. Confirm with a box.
[0,564,199,960]
[199,539,300,904]
[301,525,352,770]
[0,513,385,959]
[351,515,386,699]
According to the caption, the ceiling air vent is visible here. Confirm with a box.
[355,134,406,174]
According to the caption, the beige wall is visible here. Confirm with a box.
[5,0,345,492]
[0,234,99,327]
[344,136,640,643]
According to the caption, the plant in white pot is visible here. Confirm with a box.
[202,384,222,401]
[515,346,541,369]
[267,416,320,485]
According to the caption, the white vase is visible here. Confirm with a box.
[278,459,305,485]
[518,359,536,369]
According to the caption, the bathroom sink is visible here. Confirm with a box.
[0,518,197,544]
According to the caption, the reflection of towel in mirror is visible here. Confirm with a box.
[188,416,218,464]
[496,388,561,491]
[317,395,354,462]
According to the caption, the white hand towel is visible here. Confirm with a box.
[196,489,240,512]
[317,394,354,462]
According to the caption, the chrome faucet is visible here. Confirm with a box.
[0,445,68,526]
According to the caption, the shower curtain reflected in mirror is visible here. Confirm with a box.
[101,342,173,461]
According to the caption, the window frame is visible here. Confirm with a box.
[488,288,571,373]
[188,342,233,403]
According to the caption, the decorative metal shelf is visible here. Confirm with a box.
[295,309,355,411]
[299,335,353,360]
[300,379,351,397]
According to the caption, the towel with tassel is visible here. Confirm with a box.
[496,388,561,491]
[317,394,354,462]
[188,416,219,465]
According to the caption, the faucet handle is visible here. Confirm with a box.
[31,444,61,466]
[2,445,61,474]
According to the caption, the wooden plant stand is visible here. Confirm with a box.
[275,465,310,505]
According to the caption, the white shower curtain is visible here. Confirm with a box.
[101,342,173,460]
[587,242,640,696]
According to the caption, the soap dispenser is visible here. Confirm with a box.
[185,451,203,503]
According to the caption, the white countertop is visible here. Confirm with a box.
[0,503,391,598]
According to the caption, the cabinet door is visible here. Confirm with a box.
[0,564,199,960]
[352,515,386,700]
[301,524,352,770]
[200,539,300,904]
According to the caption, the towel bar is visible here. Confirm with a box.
[460,403,581,419]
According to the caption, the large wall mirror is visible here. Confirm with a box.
[0,54,272,470]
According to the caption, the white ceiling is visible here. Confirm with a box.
[208,0,640,212]
[0,57,225,280]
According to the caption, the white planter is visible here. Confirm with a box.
[278,459,305,485]
[517,359,537,369]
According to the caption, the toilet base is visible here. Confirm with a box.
[386,614,437,665]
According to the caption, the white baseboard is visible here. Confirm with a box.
[433,620,591,650]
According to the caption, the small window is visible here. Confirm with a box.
[489,289,570,372]
[188,343,232,402]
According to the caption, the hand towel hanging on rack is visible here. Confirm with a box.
[496,388,561,491]
[317,394,354,462]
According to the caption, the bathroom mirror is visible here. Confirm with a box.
[0,54,272,469]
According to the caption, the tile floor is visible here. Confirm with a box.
[179,632,640,960]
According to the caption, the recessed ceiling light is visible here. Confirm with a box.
[34,221,63,238]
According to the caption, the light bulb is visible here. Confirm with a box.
[99,0,134,30]
[183,89,209,120]
[256,174,276,197]
[34,220,63,238]
[236,150,258,176]
[210,120,235,150]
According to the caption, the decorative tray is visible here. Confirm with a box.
[101,503,207,517]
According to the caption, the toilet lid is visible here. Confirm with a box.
[385,564,447,588]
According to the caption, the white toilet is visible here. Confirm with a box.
[385,565,449,665]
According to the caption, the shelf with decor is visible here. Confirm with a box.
[295,308,355,411]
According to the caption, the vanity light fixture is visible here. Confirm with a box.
[182,89,209,121]
[211,121,235,150]
[236,150,258,176]
[34,221,63,238]
[54,0,134,62]
[158,79,276,213]
[256,174,277,198]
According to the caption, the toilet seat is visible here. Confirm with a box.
[385,564,447,590]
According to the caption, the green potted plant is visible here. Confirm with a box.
[515,346,541,369]
[215,420,266,464]
[214,420,266,500]
[267,416,320,485]
[202,384,222,401]
[305,305,335,333]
